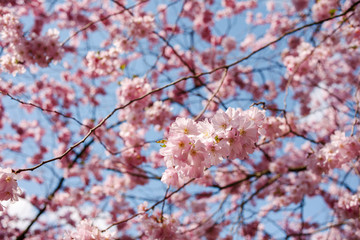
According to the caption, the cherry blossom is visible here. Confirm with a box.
[0,168,21,211]
[1,0,360,239]
[160,107,265,185]
[64,219,114,240]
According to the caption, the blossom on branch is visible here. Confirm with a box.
[0,168,21,211]
[160,107,265,186]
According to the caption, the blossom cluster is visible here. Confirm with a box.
[0,168,22,211]
[63,219,114,240]
[117,76,152,124]
[128,15,155,39]
[312,0,339,21]
[137,202,180,240]
[217,0,258,19]
[309,131,360,174]
[83,45,140,78]
[0,12,64,75]
[160,107,265,186]
[2,0,360,238]
[336,191,360,220]
[145,101,173,130]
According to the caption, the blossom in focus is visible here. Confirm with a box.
[0,168,22,211]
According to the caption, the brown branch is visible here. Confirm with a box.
[213,166,307,191]
[238,173,281,212]
[212,169,271,190]
[106,167,161,180]
[180,193,230,234]
[1,91,87,127]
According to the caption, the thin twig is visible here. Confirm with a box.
[1,91,87,127]
[194,68,228,121]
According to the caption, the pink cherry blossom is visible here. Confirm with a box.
[64,219,114,240]
[0,168,21,210]
[1,1,360,239]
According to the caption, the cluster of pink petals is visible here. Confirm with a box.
[113,37,137,53]
[312,0,339,21]
[217,0,258,19]
[336,191,360,220]
[261,116,290,140]
[18,29,64,67]
[160,107,265,186]
[0,12,22,45]
[83,37,143,79]
[64,219,114,240]
[282,39,314,81]
[0,12,64,75]
[128,15,155,39]
[145,101,173,130]
[138,202,180,240]
[0,168,22,211]
[117,76,152,124]
[309,131,360,174]
[84,49,126,78]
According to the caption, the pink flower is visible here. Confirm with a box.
[161,134,192,167]
[187,140,207,166]
[0,168,22,210]
[113,37,137,53]
[312,0,339,21]
[336,192,360,219]
[211,109,232,133]
[169,117,199,136]
[128,15,155,39]
[160,107,265,185]
[161,168,182,187]
[203,141,225,166]
[145,101,172,130]
[64,219,114,240]
[225,128,245,160]
[245,106,265,127]
[140,212,180,240]
[197,118,216,140]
